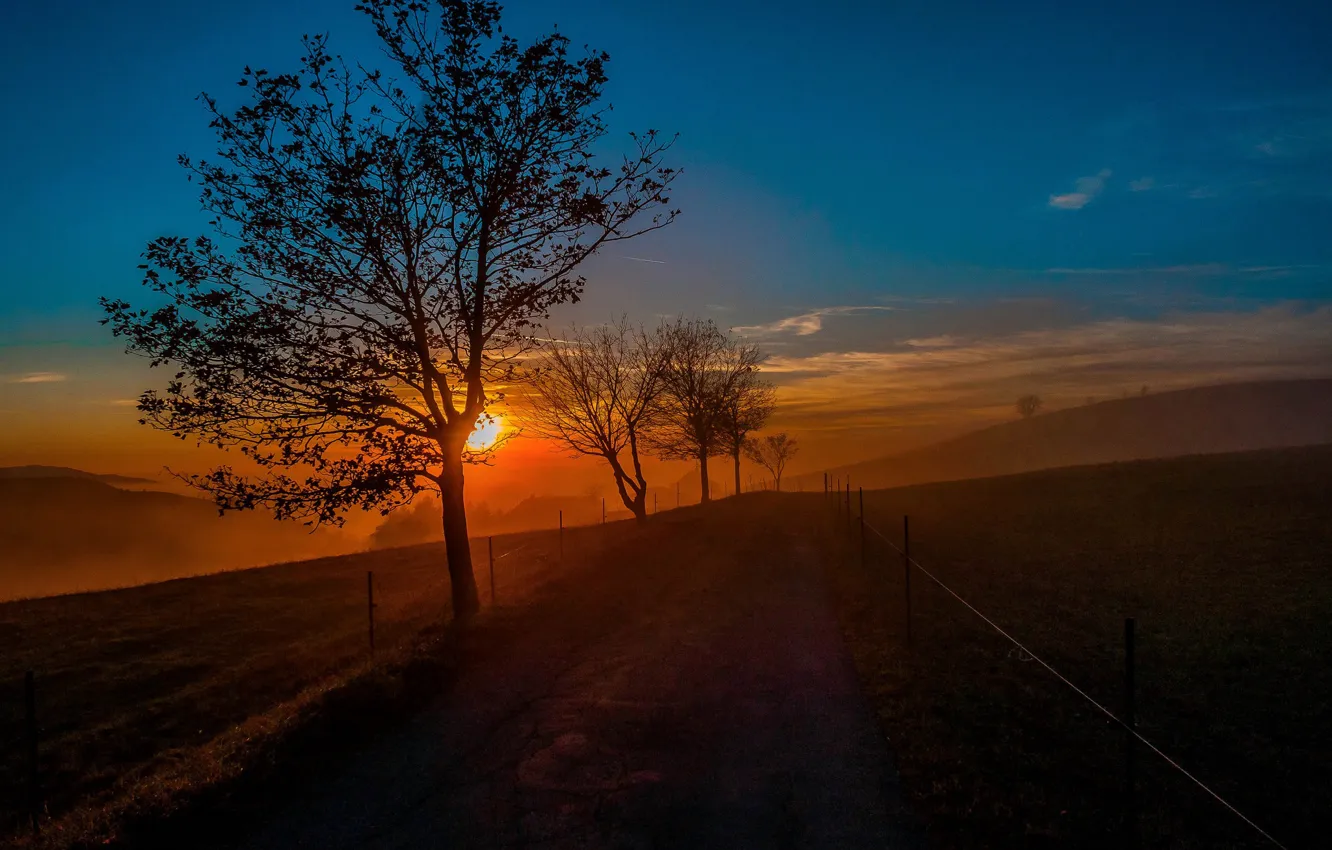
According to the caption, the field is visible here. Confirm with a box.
[4,444,1328,849]
[0,518,639,845]
[823,444,1332,848]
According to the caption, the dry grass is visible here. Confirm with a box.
[0,518,637,847]
[821,444,1332,849]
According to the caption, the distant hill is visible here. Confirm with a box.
[797,379,1332,492]
[0,477,353,600]
[0,465,156,488]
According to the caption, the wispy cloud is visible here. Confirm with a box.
[1049,169,1112,210]
[1043,263,1230,276]
[763,305,1332,433]
[8,372,67,384]
[1042,263,1319,276]
[1128,176,1155,191]
[734,306,896,337]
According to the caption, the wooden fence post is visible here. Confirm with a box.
[859,487,865,566]
[366,571,375,655]
[1124,617,1138,846]
[26,670,40,835]
[602,497,606,524]
[559,510,564,561]
[903,515,912,649]
[488,536,496,605]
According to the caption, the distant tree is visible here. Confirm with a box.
[652,318,755,503]
[100,0,678,619]
[716,344,775,498]
[1017,394,1044,418]
[744,433,799,491]
[525,319,668,522]
[1140,385,1150,396]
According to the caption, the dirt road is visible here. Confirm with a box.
[237,499,918,849]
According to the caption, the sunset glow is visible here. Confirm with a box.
[466,414,504,452]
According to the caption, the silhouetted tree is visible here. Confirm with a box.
[525,319,668,522]
[101,0,677,618]
[744,433,798,491]
[1017,394,1043,418]
[716,344,774,497]
[652,318,754,503]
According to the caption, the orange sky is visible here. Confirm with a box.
[5,301,1331,510]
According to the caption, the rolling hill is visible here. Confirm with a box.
[0,465,156,488]
[797,378,1332,491]
[0,476,354,600]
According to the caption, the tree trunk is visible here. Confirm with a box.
[438,448,480,620]
[699,453,711,503]
[732,448,741,497]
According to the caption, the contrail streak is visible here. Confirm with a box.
[620,255,666,264]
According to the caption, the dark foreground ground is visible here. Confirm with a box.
[825,444,1332,849]
[7,444,1327,849]
[232,500,916,849]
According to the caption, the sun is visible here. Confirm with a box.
[466,414,504,452]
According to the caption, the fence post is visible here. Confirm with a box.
[654,492,658,514]
[366,571,375,655]
[903,515,912,649]
[858,486,865,566]
[1124,617,1138,846]
[677,481,680,507]
[559,510,564,561]
[489,536,496,606]
[25,670,39,835]
[602,497,606,524]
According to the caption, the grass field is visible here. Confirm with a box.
[4,445,1327,849]
[822,444,1332,849]
[0,517,640,846]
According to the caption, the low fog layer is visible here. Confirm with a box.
[0,477,354,600]
[801,379,1332,491]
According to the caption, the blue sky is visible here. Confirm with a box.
[2,0,1331,470]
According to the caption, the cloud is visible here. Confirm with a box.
[1128,177,1155,191]
[8,372,67,384]
[762,304,1332,434]
[733,305,896,337]
[1043,264,1231,276]
[1049,169,1112,210]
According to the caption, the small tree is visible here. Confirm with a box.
[1017,394,1043,418]
[525,319,667,522]
[652,318,753,503]
[716,343,774,498]
[101,0,677,619]
[744,433,798,491]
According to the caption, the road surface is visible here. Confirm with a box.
[239,501,919,849]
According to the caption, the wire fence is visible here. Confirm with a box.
[1,516,651,840]
[822,476,1289,850]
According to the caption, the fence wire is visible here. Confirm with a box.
[845,505,1289,850]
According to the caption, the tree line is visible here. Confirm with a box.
[525,317,796,523]
[100,0,794,620]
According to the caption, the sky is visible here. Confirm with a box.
[2,0,1331,496]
